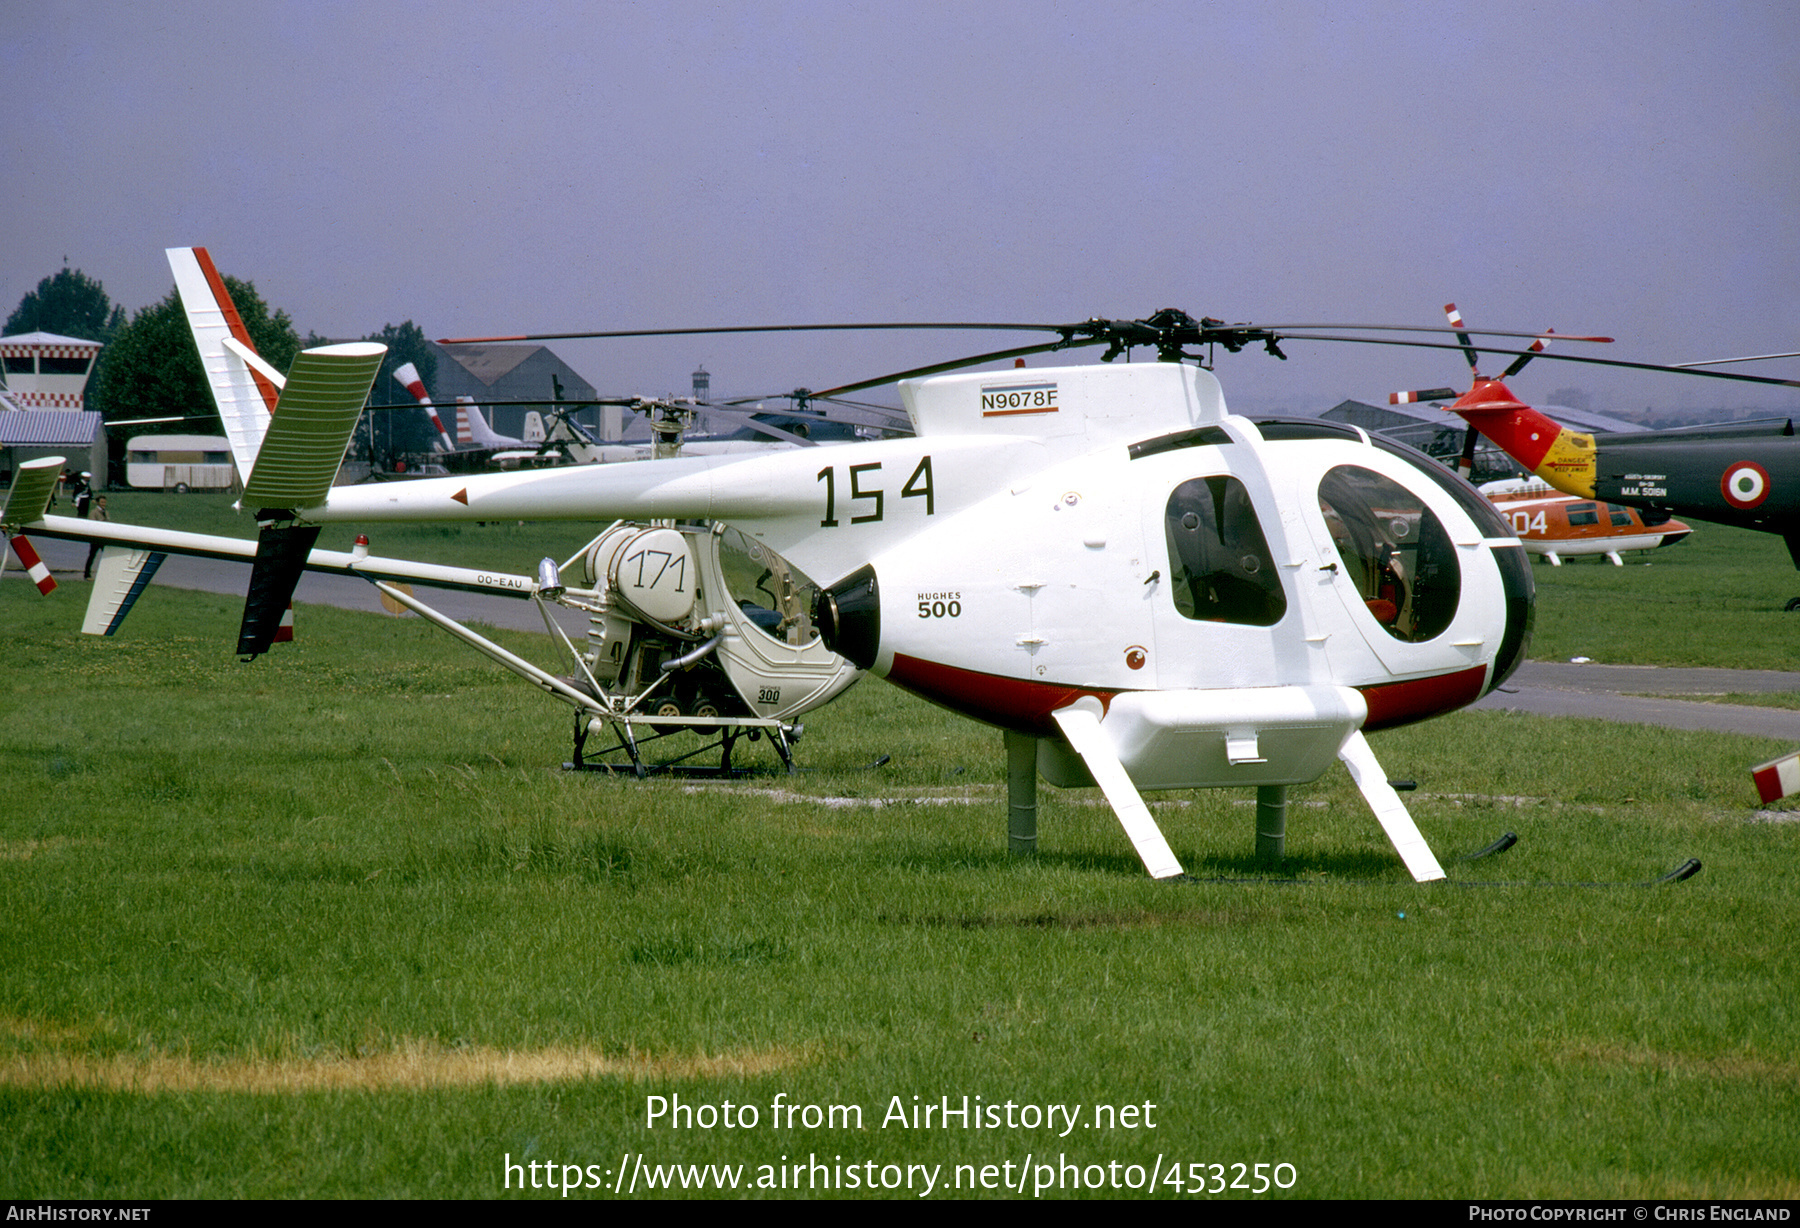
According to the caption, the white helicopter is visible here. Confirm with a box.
[163,260,1574,884]
[32,252,1756,882]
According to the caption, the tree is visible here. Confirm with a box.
[92,277,299,430]
[5,267,124,342]
[7,266,128,417]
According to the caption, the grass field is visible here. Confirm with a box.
[2,505,1798,1199]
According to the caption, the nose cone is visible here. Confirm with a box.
[817,565,881,670]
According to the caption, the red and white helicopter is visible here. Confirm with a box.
[16,252,1766,882]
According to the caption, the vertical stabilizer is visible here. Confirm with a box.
[238,525,321,657]
[456,396,524,448]
[166,247,282,484]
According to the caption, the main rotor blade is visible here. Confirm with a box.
[1673,351,1800,368]
[714,393,911,431]
[808,336,1108,400]
[1287,333,1800,389]
[1500,334,1551,379]
[437,321,1076,345]
[1445,303,1481,376]
[1243,321,1614,343]
[696,409,819,447]
[363,397,647,412]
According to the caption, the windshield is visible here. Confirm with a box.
[714,525,822,645]
[1317,465,1460,642]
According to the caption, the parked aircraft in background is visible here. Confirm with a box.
[1481,478,1692,565]
[1391,304,1800,603]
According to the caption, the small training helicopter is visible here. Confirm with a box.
[1,248,864,776]
[1387,305,1800,603]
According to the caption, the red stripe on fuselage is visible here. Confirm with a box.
[885,654,1491,739]
[886,653,1115,737]
[1358,664,1490,731]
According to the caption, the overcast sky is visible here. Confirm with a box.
[4,1,1795,414]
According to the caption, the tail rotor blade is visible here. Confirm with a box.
[1501,332,1553,379]
[1390,387,1462,405]
[1445,303,1481,377]
[1458,424,1480,477]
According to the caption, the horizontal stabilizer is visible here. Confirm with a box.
[243,342,386,510]
[83,548,167,635]
[1338,730,1445,882]
[1052,699,1185,879]
[1,456,66,528]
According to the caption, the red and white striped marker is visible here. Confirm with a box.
[9,534,56,594]
[394,363,454,447]
[394,362,428,403]
[1751,750,1800,804]
[273,604,295,644]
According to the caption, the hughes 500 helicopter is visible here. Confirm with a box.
[12,250,1766,882]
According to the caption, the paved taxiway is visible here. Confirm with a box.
[11,534,1800,740]
[1472,661,1800,741]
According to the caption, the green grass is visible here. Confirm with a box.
[1639,693,1800,710]
[1,560,1798,1199]
[1525,522,1800,670]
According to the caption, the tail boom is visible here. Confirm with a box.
[1451,379,1597,498]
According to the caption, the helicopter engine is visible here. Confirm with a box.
[576,520,860,726]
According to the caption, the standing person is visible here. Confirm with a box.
[84,496,108,580]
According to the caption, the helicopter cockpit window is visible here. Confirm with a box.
[713,525,822,646]
[1164,476,1286,626]
[1317,465,1460,642]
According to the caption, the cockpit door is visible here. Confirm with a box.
[1302,458,1473,674]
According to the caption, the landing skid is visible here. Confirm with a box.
[567,712,799,778]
